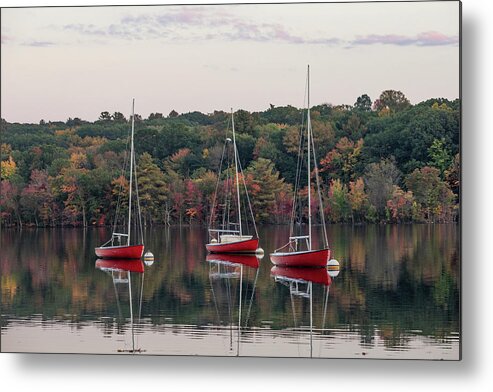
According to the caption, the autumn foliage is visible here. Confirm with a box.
[0,93,459,226]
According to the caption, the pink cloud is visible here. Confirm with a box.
[351,31,458,47]
[416,31,459,46]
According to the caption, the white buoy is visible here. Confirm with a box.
[144,251,155,266]
[255,248,265,259]
[327,259,340,278]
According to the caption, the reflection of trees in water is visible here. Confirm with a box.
[319,224,459,347]
[1,224,459,348]
[379,325,411,349]
[365,225,420,290]
[274,283,331,331]
[328,224,458,291]
[1,228,92,316]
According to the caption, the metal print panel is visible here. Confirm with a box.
[0,1,461,360]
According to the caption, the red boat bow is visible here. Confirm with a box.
[95,244,144,259]
[270,248,330,268]
[206,237,259,254]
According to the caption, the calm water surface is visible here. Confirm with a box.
[0,224,460,359]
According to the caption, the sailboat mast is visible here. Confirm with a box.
[127,99,135,246]
[307,66,312,250]
[231,109,242,237]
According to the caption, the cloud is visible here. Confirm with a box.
[351,31,458,47]
[224,22,342,45]
[55,7,341,46]
[45,8,457,49]
[22,40,56,47]
[62,23,108,37]
[415,31,459,46]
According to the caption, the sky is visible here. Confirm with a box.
[1,0,460,123]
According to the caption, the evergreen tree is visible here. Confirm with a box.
[245,158,289,223]
[137,152,168,225]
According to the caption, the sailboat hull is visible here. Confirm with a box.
[206,238,259,254]
[270,248,330,268]
[95,244,144,259]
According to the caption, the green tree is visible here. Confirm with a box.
[193,169,218,223]
[348,177,368,223]
[99,111,112,121]
[261,105,301,125]
[445,153,460,195]
[363,157,401,219]
[55,152,112,226]
[110,174,129,225]
[234,109,257,134]
[373,90,411,114]
[59,167,90,226]
[405,166,456,222]
[428,138,452,177]
[342,113,368,140]
[362,101,459,175]
[245,158,289,223]
[354,94,372,112]
[148,112,163,120]
[137,152,168,225]
[253,136,279,162]
[320,137,363,183]
[283,120,335,161]
[112,112,126,122]
[163,157,186,224]
[66,117,83,126]
[327,179,351,223]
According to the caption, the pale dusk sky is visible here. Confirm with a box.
[1,0,460,123]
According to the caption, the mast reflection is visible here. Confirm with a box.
[206,254,261,356]
[271,266,333,358]
[95,259,145,354]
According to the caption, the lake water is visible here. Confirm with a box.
[0,224,460,360]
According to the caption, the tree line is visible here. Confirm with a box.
[0,90,460,227]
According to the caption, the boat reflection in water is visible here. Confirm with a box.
[95,259,145,354]
[205,253,261,356]
[271,266,334,358]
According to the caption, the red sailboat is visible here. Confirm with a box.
[95,99,144,259]
[206,109,259,254]
[270,66,331,268]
